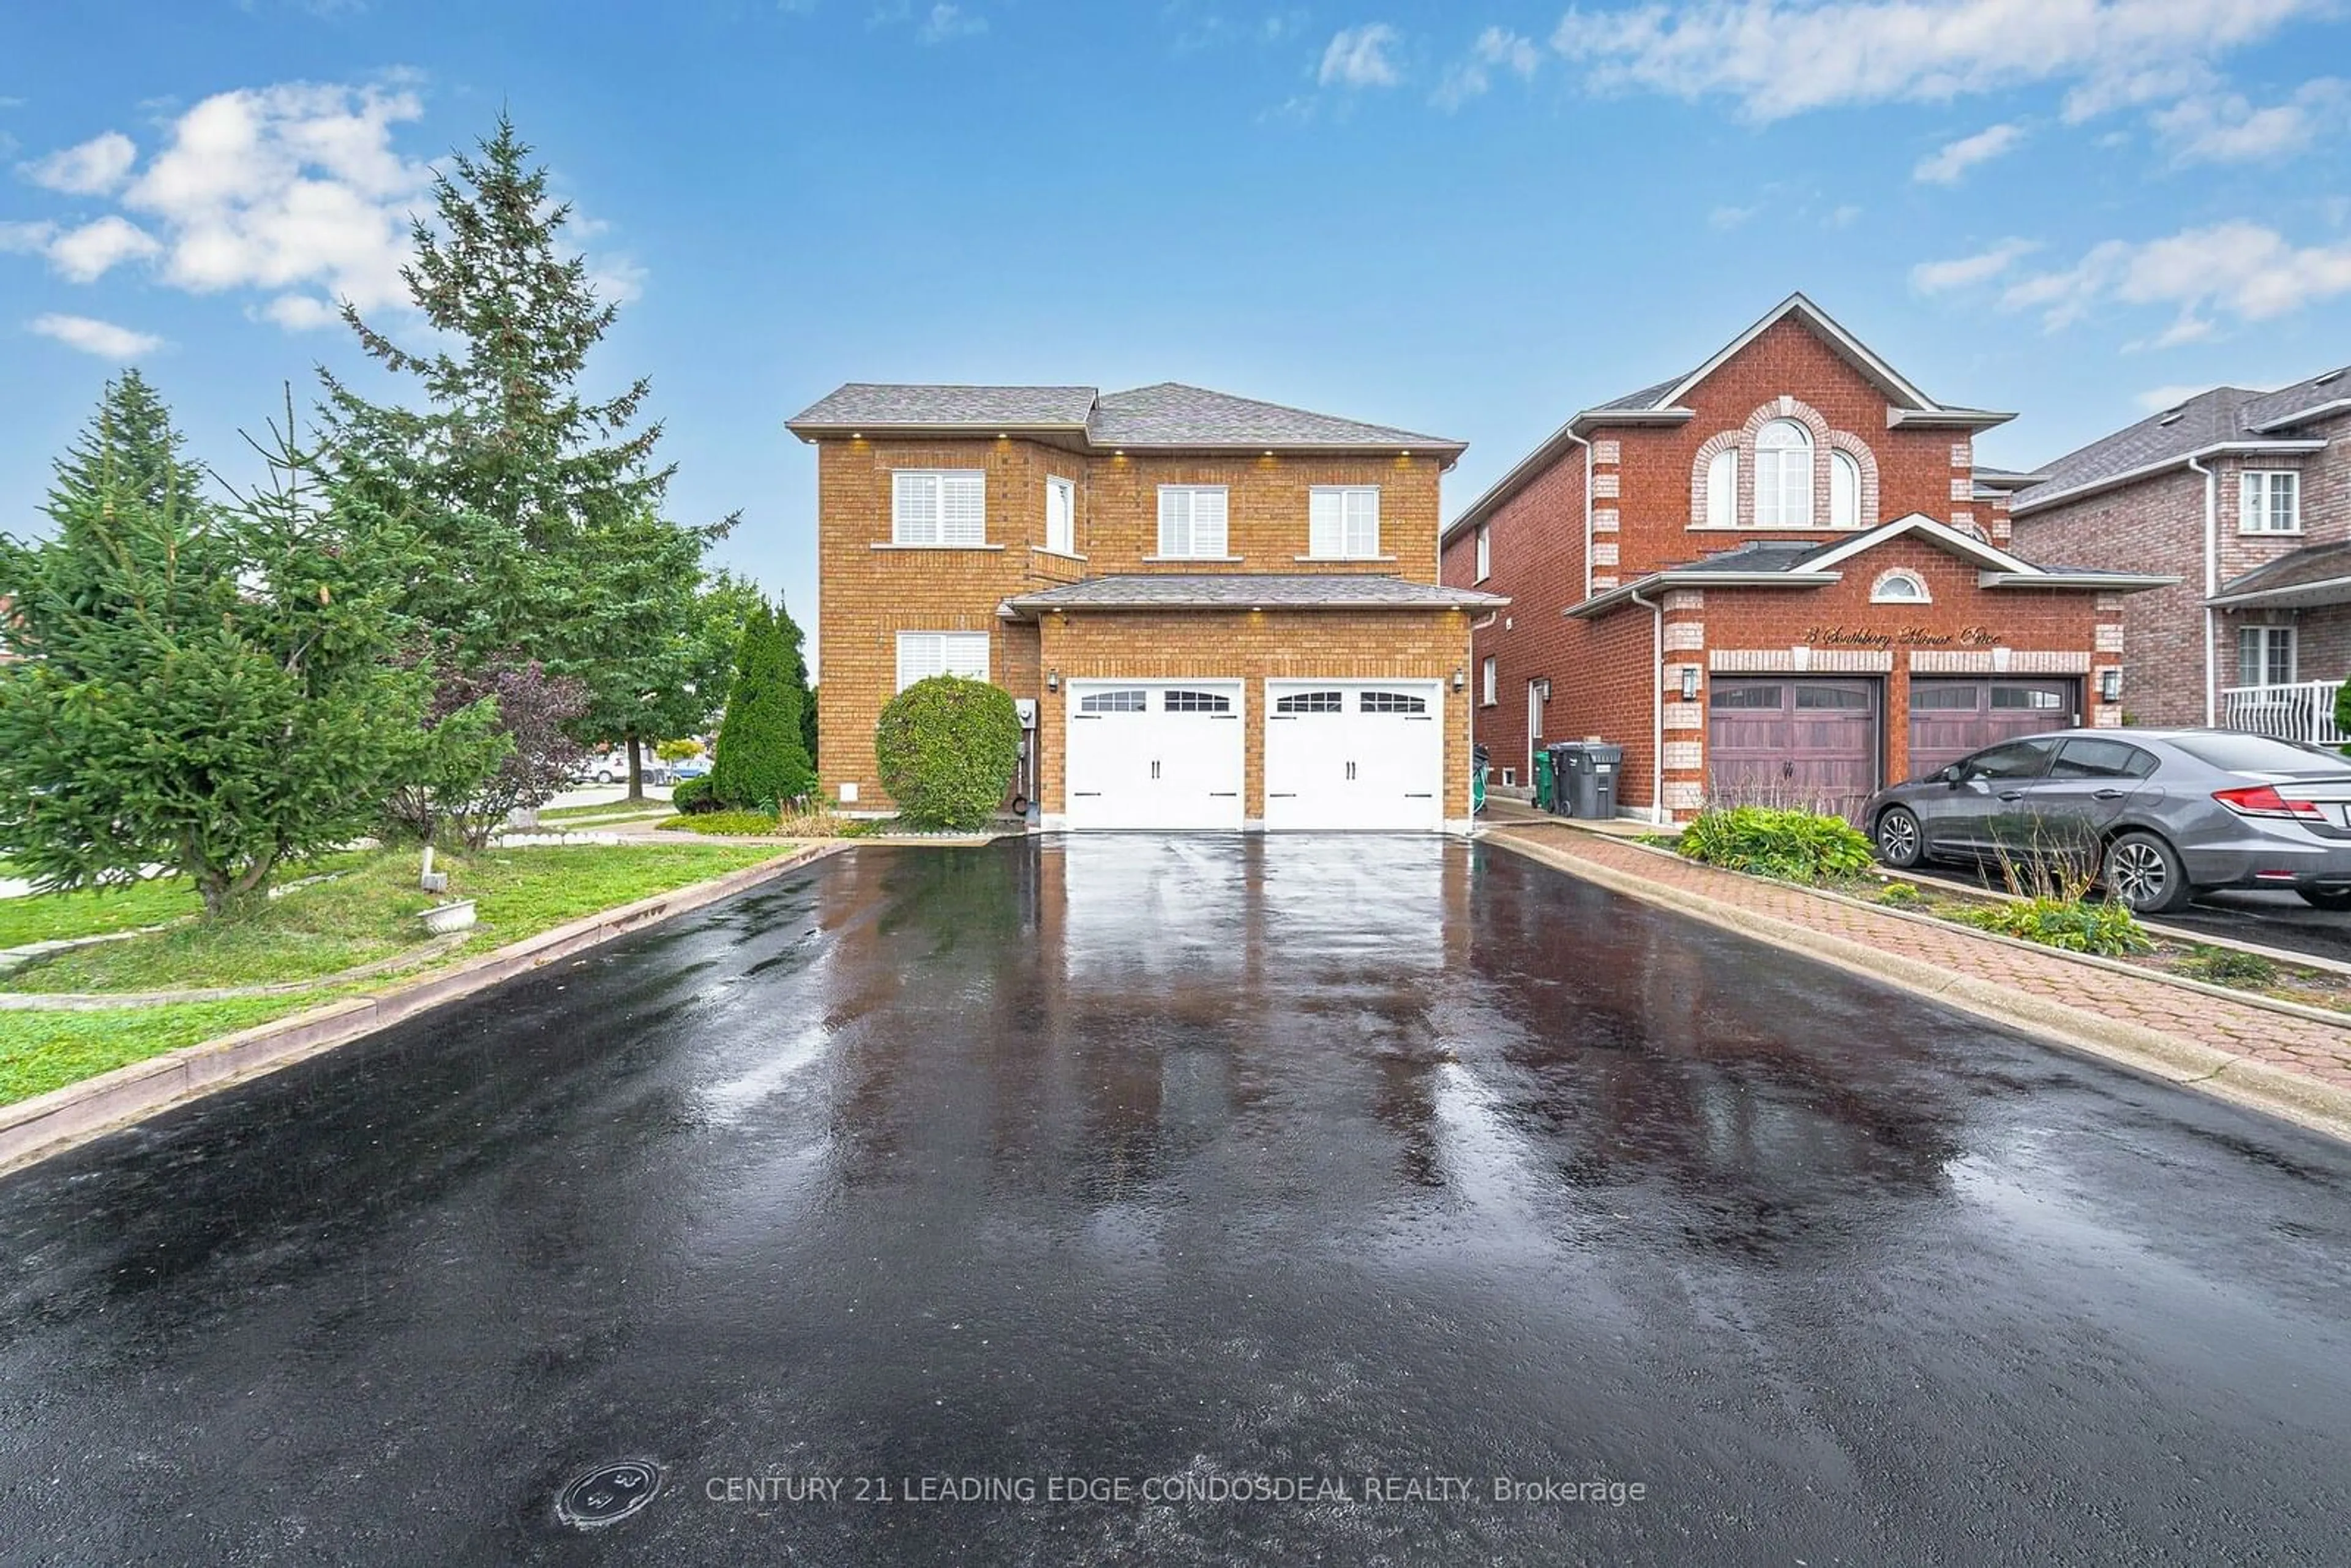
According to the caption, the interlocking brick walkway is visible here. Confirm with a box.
[1486,819,2351,1100]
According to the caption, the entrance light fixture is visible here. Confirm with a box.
[1681,667,1700,701]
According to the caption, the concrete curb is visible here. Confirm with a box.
[1483,831,2351,1145]
[0,842,848,1178]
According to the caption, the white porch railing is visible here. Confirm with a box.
[2220,680,2347,746]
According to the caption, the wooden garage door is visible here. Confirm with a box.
[1707,678,1880,818]
[1907,679,2076,781]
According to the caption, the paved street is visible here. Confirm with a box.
[4,838,2351,1564]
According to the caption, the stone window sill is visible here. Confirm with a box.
[1142,555,1244,563]
[2238,528,2304,538]
[871,542,1007,552]
[1293,554,1398,563]
[1685,523,1865,533]
[1032,546,1087,560]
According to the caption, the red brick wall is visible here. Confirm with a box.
[1441,445,1587,787]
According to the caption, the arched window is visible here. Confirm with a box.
[1705,448,1737,528]
[1829,449,1861,528]
[1755,419,1813,527]
[1871,569,1930,604]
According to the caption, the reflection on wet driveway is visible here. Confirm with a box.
[4,836,2351,1565]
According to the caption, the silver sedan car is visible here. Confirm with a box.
[1862,728,2351,914]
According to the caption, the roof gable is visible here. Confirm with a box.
[1647,293,1940,415]
[1802,513,2037,575]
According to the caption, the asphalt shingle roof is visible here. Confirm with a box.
[789,384,1097,430]
[2242,366,2351,429]
[2216,540,2351,599]
[1588,375,1686,413]
[1004,574,1507,613]
[2014,373,2351,512]
[788,382,1464,454]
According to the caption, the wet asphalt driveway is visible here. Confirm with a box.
[6,836,2351,1565]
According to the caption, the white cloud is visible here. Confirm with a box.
[29,312,163,358]
[1320,23,1403,88]
[1826,203,1861,228]
[1434,25,1541,108]
[916,2,985,42]
[46,216,162,282]
[2001,220,2351,334]
[0,219,56,253]
[1550,0,2323,122]
[1913,122,2023,184]
[2151,78,2351,163]
[20,130,137,195]
[1910,236,2040,293]
[1708,203,1757,230]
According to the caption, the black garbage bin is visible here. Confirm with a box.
[1550,740,1624,820]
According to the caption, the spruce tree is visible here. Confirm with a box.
[710,601,816,811]
[0,380,432,917]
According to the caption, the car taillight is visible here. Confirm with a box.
[2213,784,2330,822]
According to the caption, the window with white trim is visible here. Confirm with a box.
[1308,486,1381,558]
[1705,448,1737,528]
[1481,656,1498,707]
[1829,449,1861,528]
[891,470,986,546]
[1754,420,1813,527]
[1474,524,1491,582]
[1871,568,1929,604]
[895,631,990,691]
[1157,486,1229,558]
[2241,470,2301,534]
[1045,476,1075,555]
[2238,625,2295,688]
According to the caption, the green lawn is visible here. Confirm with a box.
[0,839,791,1107]
[539,798,675,822]
[0,850,377,950]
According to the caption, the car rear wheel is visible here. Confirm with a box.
[594,770,615,784]
[1875,806,1925,869]
[2104,831,2191,915]
[2297,887,2351,912]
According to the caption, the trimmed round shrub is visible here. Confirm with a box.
[875,676,1021,830]
[670,775,720,814]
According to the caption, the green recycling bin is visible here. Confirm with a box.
[1532,746,1557,812]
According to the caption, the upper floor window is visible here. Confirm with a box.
[1754,420,1812,527]
[1705,449,1737,528]
[1829,449,1861,528]
[1871,568,1929,604]
[1157,486,1229,558]
[2241,470,2301,535]
[1045,476,1076,555]
[1308,486,1381,558]
[1474,525,1491,582]
[892,470,986,546]
[896,630,990,691]
[1481,656,1498,706]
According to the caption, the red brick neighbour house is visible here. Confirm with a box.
[2007,369,2351,741]
[1439,295,2172,822]
[789,383,1502,832]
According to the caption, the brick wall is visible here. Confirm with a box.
[818,433,1452,811]
[1035,607,1473,820]
[1441,446,1587,786]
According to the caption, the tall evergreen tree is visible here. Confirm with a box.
[710,600,816,811]
[0,380,433,917]
[320,114,729,733]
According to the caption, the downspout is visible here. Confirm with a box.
[2189,456,2216,725]
[1627,584,1665,823]
[1569,429,1594,604]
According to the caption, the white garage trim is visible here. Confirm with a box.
[1264,679,1445,833]
[1060,679,1246,831]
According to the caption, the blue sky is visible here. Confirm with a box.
[4,0,2350,656]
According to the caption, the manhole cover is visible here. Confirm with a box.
[556,1459,664,1529]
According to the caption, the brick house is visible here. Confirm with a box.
[1439,294,2170,822]
[787,383,1501,831]
[2008,369,2351,741]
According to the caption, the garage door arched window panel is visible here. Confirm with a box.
[1359,691,1428,715]
[1079,688,1148,713]
[1796,685,1871,709]
[896,631,990,691]
[1754,420,1813,527]
[1709,682,1784,709]
[891,470,987,546]
[1992,686,2066,711]
[1276,689,1344,715]
[1910,685,1977,710]
[1157,486,1230,558]
[1163,689,1233,713]
[1870,568,1929,604]
[1308,486,1381,559]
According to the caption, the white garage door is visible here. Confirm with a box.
[1064,680,1245,830]
[1264,680,1445,832]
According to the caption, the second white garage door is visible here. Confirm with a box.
[1064,680,1245,830]
[1264,680,1445,831]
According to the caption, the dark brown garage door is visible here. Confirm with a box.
[1907,679,2077,781]
[1707,677,1881,818]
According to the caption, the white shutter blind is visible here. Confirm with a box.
[1706,449,1736,528]
[941,633,989,679]
[940,473,985,544]
[1193,488,1228,556]
[1158,488,1185,556]
[1310,489,1340,557]
[894,473,940,544]
[1345,488,1378,555]
[1046,478,1074,553]
[896,632,942,689]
